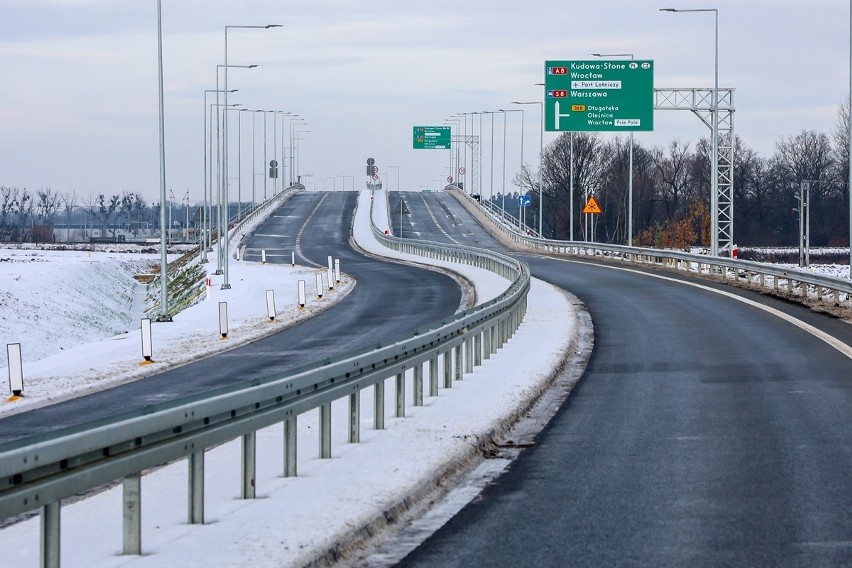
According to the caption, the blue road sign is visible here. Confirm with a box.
[519,195,532,207]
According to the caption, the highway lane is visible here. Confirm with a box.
[394,190,852,567]
[0,191,462,444]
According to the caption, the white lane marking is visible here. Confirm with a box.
[419,193,461,244]
[545,256,852,361]
[293,193,330,268]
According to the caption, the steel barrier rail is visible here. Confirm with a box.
[0,190,531,567]
[451,188,852,308]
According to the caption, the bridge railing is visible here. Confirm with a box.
[451,188,852,309]
[0,190,531,567]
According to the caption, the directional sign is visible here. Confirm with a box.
[413,126,451,149]
[545,60,653,132]
[519,195,532,207]
[582,195,602,214]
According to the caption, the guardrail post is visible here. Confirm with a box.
[395,373,405,417]
[454,343,463,380]
[349,391,360,443]
[413,363,423,406]
[429,356,438,397]
[374,380,385,429]
[474,332,482,366]
[188,450,204,524]
[123,473,141,555]
[465,336,474,373]
[483,325,492,360]
[41,502,60,568]
[284,416,297,477]
[490,324,498,355]
[320,403,332,458]
[443,350,453,388]
[242,432,256,499]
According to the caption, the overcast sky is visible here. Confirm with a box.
[0,0,849,204]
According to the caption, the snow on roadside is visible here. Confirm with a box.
[0,251,354,417]
[0,191,580,568]
[0,248,158,366]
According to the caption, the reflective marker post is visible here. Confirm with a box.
[219,302,228,339]
[266,290,276,322]
[7,343,23,397]
[140,318,153,364]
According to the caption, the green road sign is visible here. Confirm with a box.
[544,60,654,132]
[413,126,451,149]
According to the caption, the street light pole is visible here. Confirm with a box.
[155,0,171,321]
[388,165,400,191]
[849,0,852,277]
[513,101,544,237]
[214,63,255,276]
[661,7,719,255]
[290,119,307,184]
[500,108,525,230]
[500,111,507,218]
[591,52,635,245]
[223,24,281,289]
[445,117,460,184]
[203,88,237,263]
[295,130,310,184]
[480,111,497,213]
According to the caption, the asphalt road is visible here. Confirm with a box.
[0,191,462,444]
[394,191,852,567]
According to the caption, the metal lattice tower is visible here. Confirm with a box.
[452,135,479,195]
[654,88,735,255]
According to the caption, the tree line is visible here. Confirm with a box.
[509,101,851,249]
[0,188,155,242]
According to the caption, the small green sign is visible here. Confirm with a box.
[544,60,654,132]
[413,126,451,149]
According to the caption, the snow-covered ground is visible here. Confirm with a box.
[0,245,354,416]
[0,190,580,567]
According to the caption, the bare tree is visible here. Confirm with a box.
[86,193,120,237]
[0,186,16,238]
[651,140,693,219]
[774,130,834,196]
[62,190,78,242]
[35,187,62,223]
[14,188,34,241]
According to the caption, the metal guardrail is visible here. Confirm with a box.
[452,188,852,308]
[0,190,531,567]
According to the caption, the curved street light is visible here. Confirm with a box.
[660,7,719,255]
[222,23,282,289]
[590,52,635,246]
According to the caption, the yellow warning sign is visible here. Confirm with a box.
[582,196,602,214]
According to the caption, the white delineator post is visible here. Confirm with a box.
[265,289,276,322]
[7,343,23,398]
[261,249,267,264]
[316,273,324,299]
[291,251,295,267]
[219,302,229,339]
[334,258,341,283]
[298,280,306,309]
[140,318,153,364]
